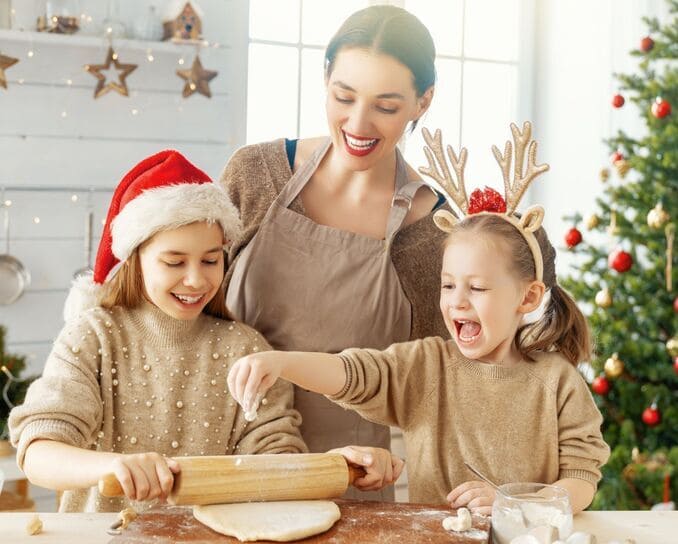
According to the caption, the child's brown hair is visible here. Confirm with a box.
[446,214,591,365]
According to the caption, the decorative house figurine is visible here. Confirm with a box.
[163,1,203,41]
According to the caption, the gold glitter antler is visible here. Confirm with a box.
[419,128,468,215]
[491,121,549,215]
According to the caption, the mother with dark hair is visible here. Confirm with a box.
[220,5,449,501]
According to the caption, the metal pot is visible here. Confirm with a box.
[0,207,30,305]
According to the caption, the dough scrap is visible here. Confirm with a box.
[119,507,138,529]
[194,500,341,542]
[442,507,472,532]
[26,514,43,535]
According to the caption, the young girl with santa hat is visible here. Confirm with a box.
[9,150,402,512]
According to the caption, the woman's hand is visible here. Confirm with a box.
[446,480,496,515]
[106,452,181,502]
[329,446,405,492]
[227,353,283,413]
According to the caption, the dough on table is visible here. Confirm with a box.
[193,500,341,542]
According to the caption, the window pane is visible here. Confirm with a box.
[461,62,518,191]
[250,0,300,43]
[301,1,368,46]
[404,0,463,57]
[464,0,520,61]
[247,44,299,143]
[403,58,462,181]
[299,48,327,138]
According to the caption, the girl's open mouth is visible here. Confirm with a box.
[454,320,482,344]
[172,293,205,306]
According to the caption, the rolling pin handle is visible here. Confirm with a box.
[99,473,124,497]
[347,465,367,485]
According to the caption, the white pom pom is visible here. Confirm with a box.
[63,272,103,321]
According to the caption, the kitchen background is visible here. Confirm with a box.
[0,0,671,511]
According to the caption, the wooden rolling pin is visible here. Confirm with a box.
[98,453,365,506]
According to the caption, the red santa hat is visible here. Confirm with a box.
[64,150,240,321]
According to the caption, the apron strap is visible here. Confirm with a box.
[278,138,332,209]
[384,148,427,242]
[384,180,428,242]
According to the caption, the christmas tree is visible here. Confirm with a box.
[0,325,35,441]
[561,1,677,510]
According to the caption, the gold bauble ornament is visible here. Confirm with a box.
[585,214,600,230]
[595,288,612,308]
[599,168,610,182]
[604,353,625,378]
[647,202,669,229]
[614,159,631,179]
[667,337,678,357]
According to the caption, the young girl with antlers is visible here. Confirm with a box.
[226,122,610,515]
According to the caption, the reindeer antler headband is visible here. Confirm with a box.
[419,121,550,282]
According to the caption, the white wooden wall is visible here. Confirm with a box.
[1,0,249,377]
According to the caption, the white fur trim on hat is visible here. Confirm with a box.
[111,183,241,262]
[63,272,104,322]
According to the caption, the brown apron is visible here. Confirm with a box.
[227,139,424,500]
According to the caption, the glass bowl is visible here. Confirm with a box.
[491,482,573,544]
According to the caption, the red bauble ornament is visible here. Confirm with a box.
[565,227,582,248]
[591,375,610,396]
[608,249,633,273]
[612,94,625,108]
[642,404,661,427]
[674,296,678,313]
[610,150,624,164]
[651,97,672,119]
[673,356,678,375]
[640,36,655,52]
[468,186,507,214]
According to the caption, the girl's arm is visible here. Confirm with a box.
[228,351,346,412]
[552,478,595,514]
[23,439,180,501]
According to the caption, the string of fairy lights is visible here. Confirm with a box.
[0,6,224,101]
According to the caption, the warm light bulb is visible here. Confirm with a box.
[33,217,41,224]
[71,195,78,202]
[4,200,12,207]
[27,50,34,58]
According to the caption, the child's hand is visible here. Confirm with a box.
[329,446,405,492]
[106,452,181,502]
[446,481,496,515]
[227,353,282,413]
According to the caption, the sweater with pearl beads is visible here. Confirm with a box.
[9,301,306,512]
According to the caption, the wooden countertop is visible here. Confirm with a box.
[1,507,676,543]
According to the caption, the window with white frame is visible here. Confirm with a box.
[247,0,529,191]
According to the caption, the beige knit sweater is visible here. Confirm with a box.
[9,302,306,512]
[219,139,450,341]
[331,336,610,505]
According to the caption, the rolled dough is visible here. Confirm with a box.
[193,500,341,542]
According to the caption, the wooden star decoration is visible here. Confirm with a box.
[0,53,19,90]
[84,46,137,99]
[177,55,218,98]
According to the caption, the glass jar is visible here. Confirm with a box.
[491,482,573,544]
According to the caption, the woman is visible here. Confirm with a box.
[220,5,448,501]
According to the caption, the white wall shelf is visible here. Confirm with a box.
[0,29,229,54]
